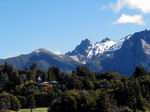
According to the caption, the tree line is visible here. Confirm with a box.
[0,63,150,112]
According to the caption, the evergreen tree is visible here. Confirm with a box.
[133,66,147,78]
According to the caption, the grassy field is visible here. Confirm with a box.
[8,108,48,112]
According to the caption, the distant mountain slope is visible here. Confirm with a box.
[98,30,150,75]
[0,48,80,71]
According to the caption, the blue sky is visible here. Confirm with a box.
[0,0,150,58]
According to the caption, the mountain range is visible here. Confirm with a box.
[1,29,150,75]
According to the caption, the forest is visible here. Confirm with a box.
[0,63,150,112]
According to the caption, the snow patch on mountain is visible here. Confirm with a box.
[141,39,150,55]
[109,35,132,51]
[70,56,80,62]
[87,38,116,58]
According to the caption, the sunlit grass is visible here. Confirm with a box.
[9,108,48,112]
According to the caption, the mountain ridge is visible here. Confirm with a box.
[1,29,150,75]
[0,48,81,71]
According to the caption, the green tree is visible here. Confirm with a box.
[133,66,147,78]
[75,66,91,77]
[27,95,36,112]
[0,92,21,111]
[47,67,56,81]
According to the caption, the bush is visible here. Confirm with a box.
[0,92,21,111]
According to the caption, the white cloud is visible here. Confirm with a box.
[114,14,144,25]
[111,0,150,13]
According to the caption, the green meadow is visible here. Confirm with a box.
[9,108,48,112]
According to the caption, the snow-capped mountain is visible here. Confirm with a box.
[93,30,150,75]
[66,30,150,75]
[66,38,116,60]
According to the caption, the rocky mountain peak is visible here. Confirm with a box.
[66,38,92,56]
[80,38,92,46]
[100,38,111,43]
